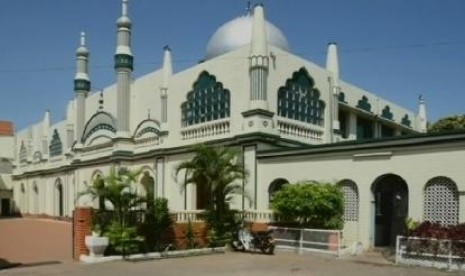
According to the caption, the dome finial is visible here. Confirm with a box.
[244,1,252,15]
[122,0,129,16]
[80,32,86,47]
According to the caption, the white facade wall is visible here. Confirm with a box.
[257,139,465,248]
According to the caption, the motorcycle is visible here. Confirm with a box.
[231,227,275,254]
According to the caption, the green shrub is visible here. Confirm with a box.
[271,181,343,229]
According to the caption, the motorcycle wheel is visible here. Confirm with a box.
[267,244,275,255]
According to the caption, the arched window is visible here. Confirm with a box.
[424,177,459,226]
[56,179,64,217]
[140,171,155,204]
[277,68,325,126]
[33,182,39,214]
[181,71,230,127]
[339,180,359,222]
[268,178,289,204]
[93,175,105,210]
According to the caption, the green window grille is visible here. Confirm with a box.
[381,106,393,120]
[401,114,411,128]
[49,129,63,157]
[181,71,230,127]
[19,141,27,163]
[356,117,373,140]
[277,68,325,126]
[381,125,394,137]
[356,96,372,112]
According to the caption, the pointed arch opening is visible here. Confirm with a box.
[338,179,359,222]
[181,71,231,127]
[277,67,325,126]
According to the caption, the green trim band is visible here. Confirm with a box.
[74,79,90,92]
[114,54,134,70]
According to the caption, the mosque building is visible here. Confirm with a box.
[6,0,465,250]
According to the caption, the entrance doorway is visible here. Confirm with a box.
[372,174,408,247]
[1,198,11,216]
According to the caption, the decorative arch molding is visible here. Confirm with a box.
[90,170,104,182]
[338,179,359,222]
[181,71,231,127]
[268,178,289,204]
[356,96,372,112]
[49,129,63,157]
[91,171,105,210]
[381,106,393,121]
[32,151,43,163]
[133,119,161,139]
[424,176,459,226]
[277,67,325,126]
[81,111,117,146]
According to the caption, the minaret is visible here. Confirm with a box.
[74,32,90,146]
[161,46,172,128]
[42,110,51,155]
[115,0,133,138]
[242,4,275,134]
[326,42,340,141]
[418,95,428,133]
[249,4,269,110]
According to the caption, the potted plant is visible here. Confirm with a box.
[85,222,109,258]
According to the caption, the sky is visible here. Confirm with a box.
[0,0,464,131]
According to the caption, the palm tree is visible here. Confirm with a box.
[175,144,248,244]
[79,167,146,257]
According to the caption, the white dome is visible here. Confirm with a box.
[205,14,290,59]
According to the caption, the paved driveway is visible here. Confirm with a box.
[0,251,459,276]
[0,218,72,267]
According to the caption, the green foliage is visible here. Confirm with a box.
[141,197,173,252]
[175,144,248,245]
[428,114,465,133]
[184,219,198,249]
[78,166,147,256]
[105,221,143,256]
[271,181,343,229]
[405,217,420,234]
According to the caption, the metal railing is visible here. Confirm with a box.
[268,226,343,257]
[396,236,465,271]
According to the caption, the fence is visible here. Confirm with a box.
[396,236,465,271]
[267,226,343,257]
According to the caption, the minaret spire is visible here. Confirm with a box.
[242,4,275,135]
[418,95,427,133]
[115,0,133,138]
[249,4,269,110]
[74,31,91,147]
[161,46,173,126]
[326,42,341,141]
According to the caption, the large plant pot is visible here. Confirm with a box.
[85,235,109,258]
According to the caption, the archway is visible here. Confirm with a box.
[371,174,408,247]
[268,178,289,207]
[140,171,155,205]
